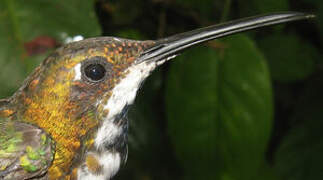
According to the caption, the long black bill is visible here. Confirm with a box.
[137,12,314,63]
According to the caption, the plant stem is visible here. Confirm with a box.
[220,0,231,22]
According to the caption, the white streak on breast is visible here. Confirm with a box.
[77,152,121,180]
[100,152,121,178]
[94,61,163,148]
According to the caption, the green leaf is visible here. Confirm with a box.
[255,162,281,180]
[0,0,101,98]
[274,77,323,180]
[257,33,317,82]
[166,35,273,180]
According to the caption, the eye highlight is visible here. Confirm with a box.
[81,56,112,83]
[84,64,106,81]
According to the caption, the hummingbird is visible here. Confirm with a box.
[0,12,313,180]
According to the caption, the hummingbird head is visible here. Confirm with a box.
[4,12,312,179]
[11,37,161,177]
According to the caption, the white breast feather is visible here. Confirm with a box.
[78,152,121,180]
[94,61,162,148]
[87,60,168,180]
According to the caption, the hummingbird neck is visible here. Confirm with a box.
[76,60,164,179]
[94,60,162,148]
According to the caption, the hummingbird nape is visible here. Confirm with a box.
[0,12,314,180]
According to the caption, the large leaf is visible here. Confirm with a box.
[274,77,323,180]
[166,35,273,180]
[257,33,317,82]
[0,0,101,98]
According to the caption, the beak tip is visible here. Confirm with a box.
[306,14,316,19]
[291,11,316,19]
[137,11,314,64]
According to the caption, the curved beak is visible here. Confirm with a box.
[136,12,314,63]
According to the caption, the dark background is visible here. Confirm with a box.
[0,0,322,179]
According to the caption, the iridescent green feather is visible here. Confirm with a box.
[0,118,23,158]
[0,117,55,178]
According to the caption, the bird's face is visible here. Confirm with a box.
[13,37,160,178]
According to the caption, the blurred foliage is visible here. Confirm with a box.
[237,0,289,16]
[166,36,272,180]
[258,33,317,82]
[274,76,323,180]
[0,0,322,180]
[0,0,100,97]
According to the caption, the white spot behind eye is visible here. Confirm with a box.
[74,63,82,81]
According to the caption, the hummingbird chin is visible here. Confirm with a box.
[0,12,314,180]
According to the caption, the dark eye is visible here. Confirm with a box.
[84,63,106,81]
[81,56,111,83]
